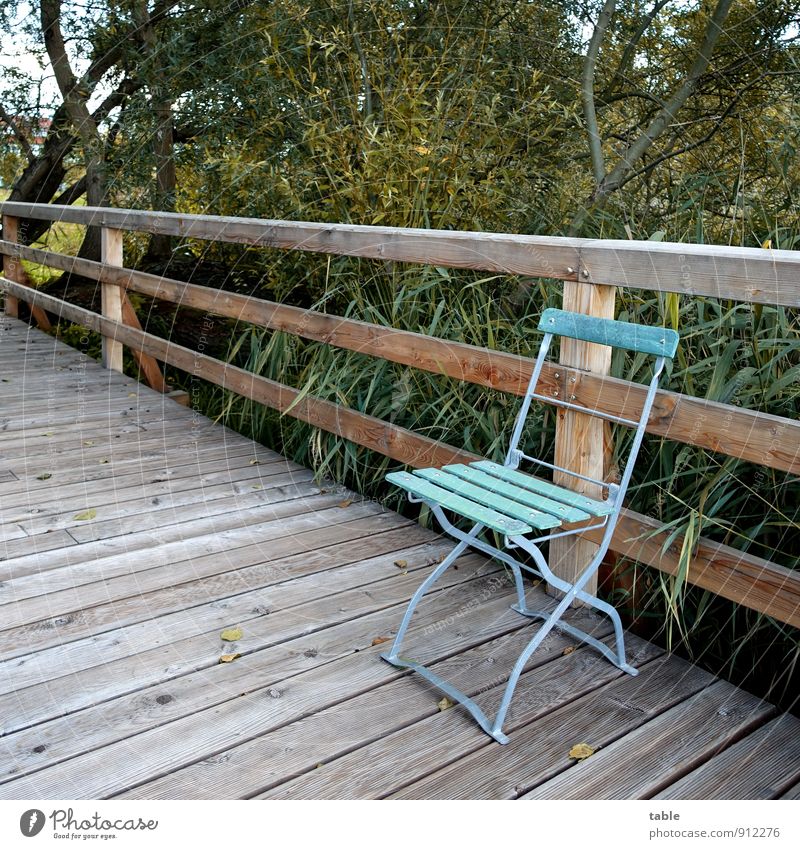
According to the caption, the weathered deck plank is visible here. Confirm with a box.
[0,315,794,800]
[521,682,775,799]
[655,714,800,800]
[124,611,619,799]
[386,656,714,800]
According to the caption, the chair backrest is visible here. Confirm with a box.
[505,308,680,504]
[539,308,679,358]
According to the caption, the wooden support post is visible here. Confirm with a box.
[549,270,616,603]
[120,295,169,393]
[2,216,20,318]
[0,215,51,328]
[101,227,124,372]
[102,227,169,391]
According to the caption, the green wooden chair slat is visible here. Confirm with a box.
[441,464,592,523]
[413,468,562,530]
[386,471,533,535]
[539,308,679,358]
[469,461,613,517]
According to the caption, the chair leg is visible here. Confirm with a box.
[492,539,624,736]
[508,537,638,675]
[487,534,638,740]
[381,519,512,744]
[380,535,471,666]
[382,511,636,744]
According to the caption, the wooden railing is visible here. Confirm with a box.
[1,202,798,630]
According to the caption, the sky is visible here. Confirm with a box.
[1,2,65,107]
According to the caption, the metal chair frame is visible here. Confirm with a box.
[381,309,677,744]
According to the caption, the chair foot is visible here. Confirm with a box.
[510,603,639,676]
[381,652,511,744]
[511,602,543,619]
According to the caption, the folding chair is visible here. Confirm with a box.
[382,308,679,744]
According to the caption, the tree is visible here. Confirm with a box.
[569,0,800,238]
[0,1,257,258]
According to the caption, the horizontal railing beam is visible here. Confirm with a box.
[582,509,800,630]
[2,202,799,305]
[3,240,798,476]
[0,274,476,470]
[3,274,798,628]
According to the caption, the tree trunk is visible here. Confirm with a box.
[138,2,177,265]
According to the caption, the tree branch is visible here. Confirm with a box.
[83,0,183,88]
[0,102,35,162]
[52,174,87,206]
[348,0,373,119]
[616,69,791,189]
[595,0,734,200]
[603,0,671,96]
[582,0,616,184]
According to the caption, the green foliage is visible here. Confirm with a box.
[50,322,102,360]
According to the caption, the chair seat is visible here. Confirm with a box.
[387,459,613,538]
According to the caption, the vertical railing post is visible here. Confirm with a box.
[549,265,616,603]
[2,215,20,318]
[100,227,124,372]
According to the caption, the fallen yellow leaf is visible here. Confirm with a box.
[221,627,243,642]
[371,636,391,646]
[438,697,454,712]
[249,459,261,465]
[72,509,97,521]
[393,559,408,569]
[218,653,241,663]
[562,646,576,656]
[568,743,595,760]
[337,499,353,508]
[83,440,94,446]
[36,473,52,481]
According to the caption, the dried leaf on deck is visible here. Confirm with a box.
[371,636,391,646]
[72,509,97,521]
[337,499,353,508]
[36,473,52,481]
[218,653,241,663]
[221,627,243,642]
[568,743,595,760]
[249,459,261,465]
[393,559,408,569]
[438,697,454,712]
[83,440,94,446]
[562,646,576,656]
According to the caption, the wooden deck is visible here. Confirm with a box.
[1,314,799,800]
